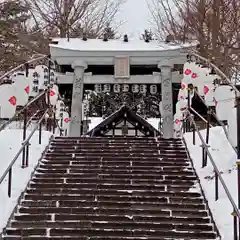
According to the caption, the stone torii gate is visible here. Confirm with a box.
[50,38,194,138]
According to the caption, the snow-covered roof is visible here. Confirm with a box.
[49,38,197,52]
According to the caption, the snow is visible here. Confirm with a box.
[147,118,159,130]
[0,129,52,231]
[50,38,197,52]
[184,126,238,239]
[88,117,104,131]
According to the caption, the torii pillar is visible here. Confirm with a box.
[158,61,174,139]
[69,60,87,137]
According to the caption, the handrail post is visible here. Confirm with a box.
[215,171,219,201]
[53,112,56,134]
[203,109,211,167]
[21,108,27,168]
[39,121,42,144]
[186,86,191,132]
[236,96,240,240]
[232,211,238,240]
[25,142,30,167]
[192,123,196,145]
[236,96,240,213]
[8,167,12,197]
[201,144,205,168]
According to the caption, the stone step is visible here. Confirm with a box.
[4,228,217,239]
[49,145,186,151]
[44,153,161,157]
[53,138,181,143]
[10,220,213,232]
[46,153,189,159]
[38,164,192,172]
[46,150,187,155]
[48,147,187,153]
[42,157,190,163]
[17,205,209,218]
[49,143,186,150]
[24,193,204,204]
[40,159,190,166]
[14,213,210,224]
[25,188,202,198]
[52,140,161,145]
[50,142,183,147]
[32,177,195,186]
[1,237,214,240]
[39,163,191,170]
[0,237,181,240]
[33,172,198,181]
[1,237,215,240]
[25,188,197,196]
[54,136,158,139]
[20,199,206,211]
[28,182,193,192]
[38,166,192,174]
[17,206,171,216]
[35,168,195,177]
[43,156,189,161]
[29,183,166,191]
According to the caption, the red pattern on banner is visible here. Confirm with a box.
[191,73,197,79]
[175,119,180,124]
[184,69,191,75]
[204,85,209,95]
[25,86,29,94]
[8,96,17,106]
[181,83,186,89]
[50,90,55,96]
[64,118,70,123]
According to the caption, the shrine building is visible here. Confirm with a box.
[49,36,196,138]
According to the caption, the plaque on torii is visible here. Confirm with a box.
[114,56,130,80]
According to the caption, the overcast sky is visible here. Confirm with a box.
[116,0,153,38]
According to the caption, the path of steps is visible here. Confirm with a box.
[1,136,218,239]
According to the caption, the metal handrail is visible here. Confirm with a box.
[193,91,237,153]
[190,107,213,126]
[0,90,47,132]
[0,55,47,83]
[186,110,240,220]
[26,110,41,128]
[0,109,49,197]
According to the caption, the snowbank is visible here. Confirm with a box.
[185,126,237,239]
[0,129,52,231]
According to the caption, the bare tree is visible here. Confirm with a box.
[148,0,240,77]
[25,0,125,38]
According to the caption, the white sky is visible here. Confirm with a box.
[116,0,154,38]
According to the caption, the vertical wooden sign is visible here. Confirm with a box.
[114,56,130,79]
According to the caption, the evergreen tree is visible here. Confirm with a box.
[0,0,31,71]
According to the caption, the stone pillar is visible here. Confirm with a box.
[158,61,174,139]
[69,60,87,137]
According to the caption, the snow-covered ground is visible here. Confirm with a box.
[185,126,238,239]
[88,117,160,132]
[0,129,52,231]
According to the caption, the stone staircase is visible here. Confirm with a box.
[1,136,219,239]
